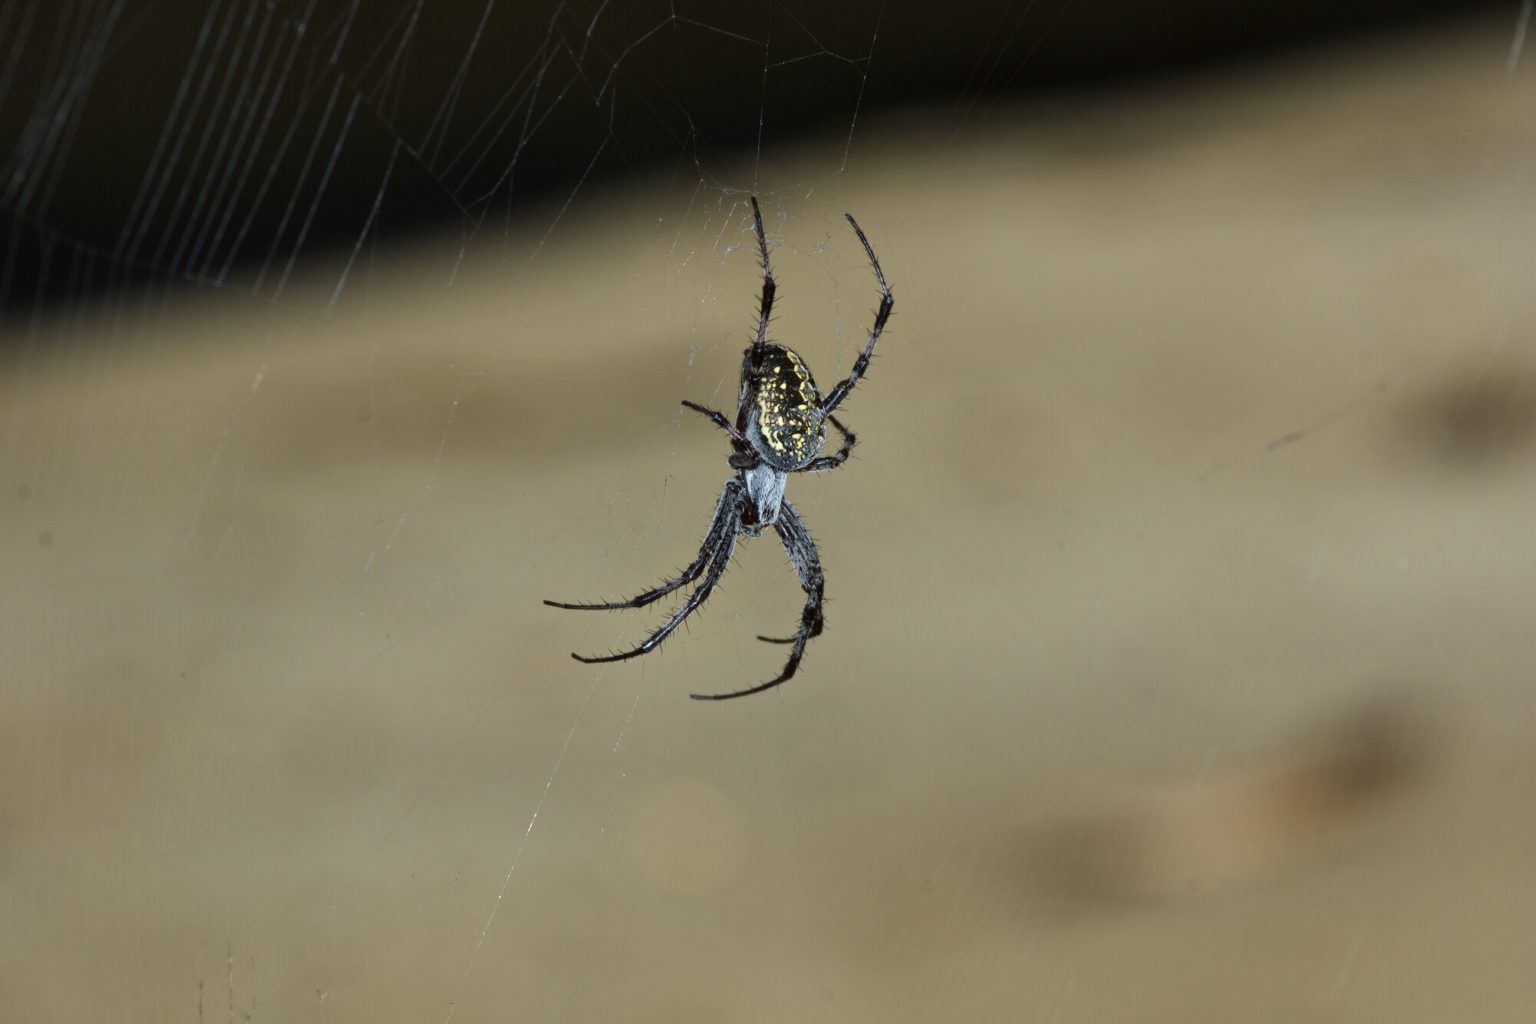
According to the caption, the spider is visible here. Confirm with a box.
[545,197,893,700]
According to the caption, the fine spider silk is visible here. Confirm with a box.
[545,197,893,700]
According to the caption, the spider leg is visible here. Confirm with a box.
[792,414,855,474]
[820,213,893,416]
[564,482,745,664]
[544,480,742,612]
[748,195,776,356]
[692,500,824,700]
[681,400,745,442]
[735,196,778,437]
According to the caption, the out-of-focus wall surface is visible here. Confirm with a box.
[3,12,1535,1022]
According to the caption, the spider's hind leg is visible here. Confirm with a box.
[748,196,776,356]
[820,213,893,416]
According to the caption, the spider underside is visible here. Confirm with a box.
[545,197,893,700]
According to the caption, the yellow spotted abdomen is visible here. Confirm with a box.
[744,344,825,470]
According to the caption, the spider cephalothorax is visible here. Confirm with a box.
[546,197,893,700]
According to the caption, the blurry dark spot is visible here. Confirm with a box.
[15,484,31,500]
[1021,689,1436,913]
[1402,369,1536,466]
[1310,693,1428,805]
[37,530,53,548]
[355,407,372,423]
[1266,429,1305,451]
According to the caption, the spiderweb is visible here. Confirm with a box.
[0,0,886,313]
[2,1,898,1019]
[4,3,1534,1021]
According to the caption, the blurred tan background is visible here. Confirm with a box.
[5,13,1536,1022]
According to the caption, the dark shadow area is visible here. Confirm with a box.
[0,0,1508,318]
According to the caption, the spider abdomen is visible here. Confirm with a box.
[743,344,825,470]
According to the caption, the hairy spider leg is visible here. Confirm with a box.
[752,496,828,644]
[680,400,745,442]
[569,512,739,665]
[544,480,744,613]
[793,414,855,474]
[736,196,778,437]
[692,500,824,700]
[820,213,894,416]
[749,195,776,354]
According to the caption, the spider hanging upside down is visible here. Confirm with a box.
[544,197,893,700]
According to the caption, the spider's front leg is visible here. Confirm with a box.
[547,479,746,665]
[544,479,743,614]
[692,500,824,700]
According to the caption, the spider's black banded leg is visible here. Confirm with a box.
[692,500,824,700]
[751,498,827,644]
[793,414,855,474]
[749,196,776,356]
[821,213,894,416]
[572,514,740,664]
[565,482,749,666]
[681,400,744,442]
[736,196,777,437]
[543,480,743,612]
